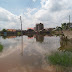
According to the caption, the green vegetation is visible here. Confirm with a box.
[17,32,21,35]
[61,23,67,30]
[71,28,72,31]
[2,36,7,39]
[2,29,7,32]
[0,44,3,52]
[61,23,72,30]
[46,52,72,67]
[58,39,72,52]
[56,26,62,31]
[55,23,72,31]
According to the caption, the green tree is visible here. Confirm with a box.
[2,29,7,32]
[61,23,67,30]
[17,32,21,35]
[56,26,62,31]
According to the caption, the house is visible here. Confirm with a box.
[7,29,16,32]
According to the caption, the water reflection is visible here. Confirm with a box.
[27,34,34,38]
[0,34,72,72]
[2,36,7,39]
[58,36,72,52]
[2,36,16,39]
[0,44,3,52]
[45,35,72,72]
[35,35,44,43]
[21,36,23,56]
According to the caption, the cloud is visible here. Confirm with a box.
[0,7,39,30]
[32,0,37,2]
[0,0,72,29]
[20,8,39,29]
[0,7,21,29]
[22,0,72,28]
[33,0,72,28]
[0,7,18,22]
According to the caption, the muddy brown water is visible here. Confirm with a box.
[0,35,72,72]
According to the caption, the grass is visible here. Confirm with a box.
[46,52,72,67]
[17,32,21,36]
[0,44,3,52]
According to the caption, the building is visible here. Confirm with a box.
[7,29,16,32]
[34,27,36,31]
[36,23,44,31]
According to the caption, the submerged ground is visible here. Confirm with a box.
[0,35,72,72]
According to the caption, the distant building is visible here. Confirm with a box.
[7,29,16,32]
[34,27,36,31]
[36,23,44,31]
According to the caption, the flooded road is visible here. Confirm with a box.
[0,35,72,72]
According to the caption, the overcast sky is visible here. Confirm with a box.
[0,0,72,30]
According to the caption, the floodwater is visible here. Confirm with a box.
[0,35,72,72]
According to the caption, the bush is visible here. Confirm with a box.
[17,32,21,35]
[0,44,3,52]
[46,52,72,67]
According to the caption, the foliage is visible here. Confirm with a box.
[58,39,72,52]
[70,28,72,31]
[2,36,7,39]
[61,23,67,30]
[0,44,3,52]
[17,32,21,35]
[61,23,72,30]
[56,26,62,31]
[46,52,72,67]
[2,29,7,32]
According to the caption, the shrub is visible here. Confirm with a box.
[46,52,72,67]
[0,44,3,52]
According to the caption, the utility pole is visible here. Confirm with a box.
[20,16,22,36]
[20,16,23,56]
[69,15,70,23]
